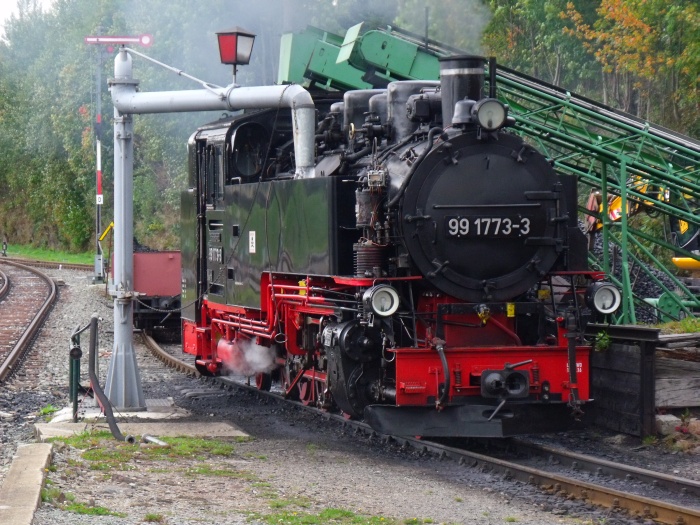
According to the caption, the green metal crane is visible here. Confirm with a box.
[278,23,700,325]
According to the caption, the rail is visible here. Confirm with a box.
[0,269,8,301]
[2,257,92,272]
[0,261,57,382]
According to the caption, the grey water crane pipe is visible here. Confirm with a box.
[105,46,316,409]
[109,48,316,178]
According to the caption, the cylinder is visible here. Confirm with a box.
[354,242,385,278]
[439,55,486,127]
[344,89,385,138]
[330,101,345,133]
[369,93,388,124]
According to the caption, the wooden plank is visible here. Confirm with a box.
[660,341,700,349]
[591,344,644,374]
[587,402,643,435]
[591,373,642,396]
[589,341,655,437]
[656,357,700,376]
[655,357,700,408]
[590,391,640,415]
[658,333,700,344]
[655,377,700,407]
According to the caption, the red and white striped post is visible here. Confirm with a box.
[84,33,152,282]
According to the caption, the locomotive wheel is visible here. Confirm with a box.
[318,380,332,410]
[283,360,300,401]
[298,378,315,406]
[255,372,272,391]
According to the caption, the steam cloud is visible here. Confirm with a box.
[218,338,276,377]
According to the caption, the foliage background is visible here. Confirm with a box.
[0,0,697,252]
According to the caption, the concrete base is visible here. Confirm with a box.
[37,397,247,441]
[0,443,52,525]
[35,421,248,441]
[0,398,248,525]
[51,397,190,424]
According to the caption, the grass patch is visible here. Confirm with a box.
[185,464,257,480]
[243,452,268,460]
[38,404,60,417]
[642,435,659,446]
[48,430,113,448]
[82,448,134,470]
[49,431,240,473]
[658,316,700,334]
[64,502,126,517]
[42,488,124,517]
[268,496,312,510]
[41,487,75,504]
[3,244,93,265]
[144,513,167,523]
[251,508,398,524]
[140,436,238,461]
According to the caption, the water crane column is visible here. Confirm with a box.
[104,49,144,410]
[105,43,316,409]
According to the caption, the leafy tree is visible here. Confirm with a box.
[483,0,599,89]
[563,0,699,134]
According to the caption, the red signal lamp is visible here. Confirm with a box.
[216,27,256,67]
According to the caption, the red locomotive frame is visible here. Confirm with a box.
[184,270,596,414]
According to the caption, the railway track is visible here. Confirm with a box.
[0,261,57,382]
[144,333,700,525]
[2,257,92,272]
[0,269,8,300]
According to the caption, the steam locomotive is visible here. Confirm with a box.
[180,55,621,437]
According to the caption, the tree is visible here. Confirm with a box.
[563,0,699,133]
[483,0,599,89]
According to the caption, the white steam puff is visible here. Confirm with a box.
[219,339,276,377]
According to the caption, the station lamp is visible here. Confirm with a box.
[216,26,256,85]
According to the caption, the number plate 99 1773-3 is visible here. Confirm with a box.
[445,216,532,237]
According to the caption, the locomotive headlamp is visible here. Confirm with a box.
[363,285,400,317]
[585,282,622,315]
[473,98,507,131]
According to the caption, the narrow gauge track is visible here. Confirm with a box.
[2,257,92,272]
[0,269,8,300]
[143,334,700,525]
[0,261,57,382]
